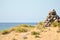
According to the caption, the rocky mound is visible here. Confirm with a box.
[44,9,60,27]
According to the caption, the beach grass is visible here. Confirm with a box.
[15,27,28,32]
[0,24,35,34]
[52,22,58,27]
[1,30,10,35]
[31,31,40,35]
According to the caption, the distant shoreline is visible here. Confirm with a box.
[0,23,37,30]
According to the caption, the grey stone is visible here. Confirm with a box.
[44,9,60,27]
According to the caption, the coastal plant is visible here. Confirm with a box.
[35,35,40,38]
[52,22,58,27]
[20,24,29,27]
[20,24,35,28]
[38,22,43,25]
[37,22,44,29]
[1,30,10,35]
[31,31,40,38]
[57,22,60,33]
[58,22,60,28]
[29,25,35,28]
[15,28,28,32]
[13,38,17,40]
[31,31,40,35]
[57,30,60,33]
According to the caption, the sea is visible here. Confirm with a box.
[0,23,37,30]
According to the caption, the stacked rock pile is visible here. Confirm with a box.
[44,9,60,27]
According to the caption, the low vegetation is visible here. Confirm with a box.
[57,22,60,33]
[15,27,28,32]
[0,24,35,34]
[38,22,43,25]
[58,22,60,28]
[20,24,29,27]
[1,27,15,35]
[14,24,35,32]
[35,35,40,38]
[12,38,17,40]
[19,24,35,27]
[57,30,60,33]
[52,22,58,27]
[1,22,60,35]
[1,30,10,35]
[31,31,40,38]
[31,31,40,35]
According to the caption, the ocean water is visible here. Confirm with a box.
[0,23,37,30]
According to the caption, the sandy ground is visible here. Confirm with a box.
[0,27,60,40]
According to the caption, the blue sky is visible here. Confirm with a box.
[0,0,60,23]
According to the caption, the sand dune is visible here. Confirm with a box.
[0,26,60,40]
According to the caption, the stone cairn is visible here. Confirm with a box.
[44,9,60,27]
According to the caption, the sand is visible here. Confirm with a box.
[0,27,60,40]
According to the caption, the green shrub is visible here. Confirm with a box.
[31,31,40,35]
